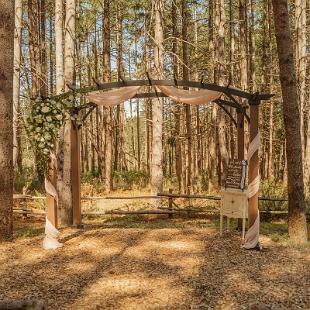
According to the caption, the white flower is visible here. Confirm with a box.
[68,95,74,100]
[56,103,62,109]
[42,106,50,113]
[38,143,45,148]
[35,127,41,132]
[43,148,49,154]
[44,133,51,140]
[53,110,57,114]
[46,116,52,122]
[36,118,43,124]
[56,114,63,121]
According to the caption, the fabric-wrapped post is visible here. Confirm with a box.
[244,103,261,250]
[43,153,63,250]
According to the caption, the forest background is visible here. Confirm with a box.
[10,0,309,205]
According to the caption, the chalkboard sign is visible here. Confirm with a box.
[225,159,247,190]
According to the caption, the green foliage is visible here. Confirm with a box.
[113,170,149,189]
[81,170,101,182]
[14,167,43,193]
[200,171,209,192]
[260,180,288,210]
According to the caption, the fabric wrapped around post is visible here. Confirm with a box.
[244,131,261,250]
[155,85,222,105]
[43,153,63,250]
[86,86,141,107]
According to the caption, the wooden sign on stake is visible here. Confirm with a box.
[225,159,247,190]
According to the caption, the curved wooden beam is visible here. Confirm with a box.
[216,102,238,127]
[54,79,273,102]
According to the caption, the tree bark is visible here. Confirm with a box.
[182,0,192,194]
[0,0,14,239]
[272,0,308,243]
[208,0,218,190]
[151,0,164,196]
[13,0,23,173]
[295,0,310,188]
[39,0,48,97]
[172,0,183,193]
[102,2,113,190]
[215,0,228,185]
[59,0,76,225]
[55,0,64,94]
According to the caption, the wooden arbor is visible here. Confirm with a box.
[46,79,272,244]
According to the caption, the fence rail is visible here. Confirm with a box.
[12,191,299,218]
[13,193,291,203]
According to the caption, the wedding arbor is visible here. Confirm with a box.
[43,79,272,250]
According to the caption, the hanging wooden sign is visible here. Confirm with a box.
[225,159,247,190]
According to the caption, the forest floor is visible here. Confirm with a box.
[0,215,309,310]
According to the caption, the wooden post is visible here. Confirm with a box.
[237,111,245,229]
[168,188,173,218]
[46,157,57,228]
[248,103,259,228]
[72,122,81,227]
[237,111,245,160]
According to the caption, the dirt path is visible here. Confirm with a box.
[0,220,309,310]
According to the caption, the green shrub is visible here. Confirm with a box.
[113,170,149,189]
[14,166,43,193]
[260,180,288,211]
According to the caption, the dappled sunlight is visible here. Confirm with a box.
[224,271,260,294]
[0,221,309,309]
[165,255,202,276]
[70,274,189,310]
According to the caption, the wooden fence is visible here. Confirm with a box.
[12,191,299,218]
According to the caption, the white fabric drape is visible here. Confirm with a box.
[86,86,141,107]
[156,85,222,105]
[244,131,261,250]
[243,211,260,249]
[86,85,221,107]
[43,153,63,250]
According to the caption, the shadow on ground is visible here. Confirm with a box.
[0,217,309,310]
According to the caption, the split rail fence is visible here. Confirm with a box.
[12,191,303,219]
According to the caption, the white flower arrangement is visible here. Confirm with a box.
[27,93,84,172]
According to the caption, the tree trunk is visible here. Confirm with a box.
[239,0,248,91]
[295,0,309,187]
[13,0,23,174]
[55,0,64,94]
[59,0,76,226]
[102,0,112,191]
[182,0,192,194]
[272,0,308,243]
[0,1,14,239]
[208,0,218,190]
[172,0,183,193]
[151,0,164,195]
[39,0,48,97]
[215,0,228,185]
